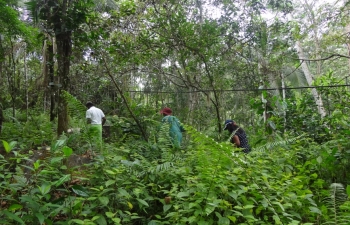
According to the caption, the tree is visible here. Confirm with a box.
[26,0,94,134]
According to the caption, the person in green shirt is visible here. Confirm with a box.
[160,107,185,148]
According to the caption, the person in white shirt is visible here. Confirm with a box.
[86,102,106,151]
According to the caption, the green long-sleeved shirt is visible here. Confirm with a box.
[161,115,184,148]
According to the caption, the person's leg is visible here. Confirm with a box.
[88,124,103,152]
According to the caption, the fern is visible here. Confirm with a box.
[322,183,350,225]
[61,90,86,119]
[253,134,306,152]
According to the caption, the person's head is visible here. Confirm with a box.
[86,101,94,109]
[160,107,172,116]
[223,119,237,132]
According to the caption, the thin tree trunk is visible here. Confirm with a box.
[48,40,56,121]
[281,73,286,133]
[303,0,322,76]
[296,41,326,118]
[56,33,71,135]
[24,44,28,120]
[102,55,148,141]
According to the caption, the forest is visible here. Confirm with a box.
[1,0,350,224]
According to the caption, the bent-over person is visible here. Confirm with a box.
[224,119,251,153]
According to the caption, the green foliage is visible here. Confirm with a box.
[1,140,17,153]
[322,183,350,225]
[1,108,350,224]
[61,91,86,120]
[253,133,306,152]
[1,112,55,148]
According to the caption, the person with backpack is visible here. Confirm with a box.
[223,119,251,153]
[160,107,185,148]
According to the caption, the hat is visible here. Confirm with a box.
[223,119,235,130]
[160,107,172,115]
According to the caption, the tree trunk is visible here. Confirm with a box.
[281,73,286,133]
[56,33,72,135]
[296,41,326,118]
[48,40,56,121]
[24,44,28,120]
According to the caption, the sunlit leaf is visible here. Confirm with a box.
[62,146,73,157]
[8,204,23,211]
[105,212,115,218]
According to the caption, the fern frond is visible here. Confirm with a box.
[61,91,86,119]
[322,183,350,225]
[253,134,306,152]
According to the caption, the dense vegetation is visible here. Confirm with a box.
[1,0,350,224]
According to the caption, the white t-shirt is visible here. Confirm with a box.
[86,106,105,125]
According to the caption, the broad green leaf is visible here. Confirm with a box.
[38,183,51,195]
[163,204,172,212]
[176,192,189,198]
[72,185,89,197]
[2,140,17,153]
[347,185,350,197]
[272,202,284,211]
[3,210,25,224]
[218,217,230,225]
[205,206,215,215]
[99,196,109,206]
[52,139,66,151]
[95,215,107,225]
[68,219,85,224]
[118,188,130,197]
[189,203,197,209]
[105,212,115,218]
[127,201,133,209]
[8,204,23,211]
[165,212,177,218]
[2,140,10,153]
[227,215,237,223]
[51,157,63,164]
[55,174,71,187]
[33,160,41,170]
[243,204,255,209]
[91,215,100,221]
[137,198,149,207]
[112,218,121,223]
[273,215,282,224]
[62,146,73,157]
[35,212,45,225]
[105,170,116,175]
[105,180,115,187]
[309,206,322,215]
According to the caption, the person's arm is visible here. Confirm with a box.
[102,117,106,126]
[86,110,92,124]
[174,117,185,132]
[232,135,240,147]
